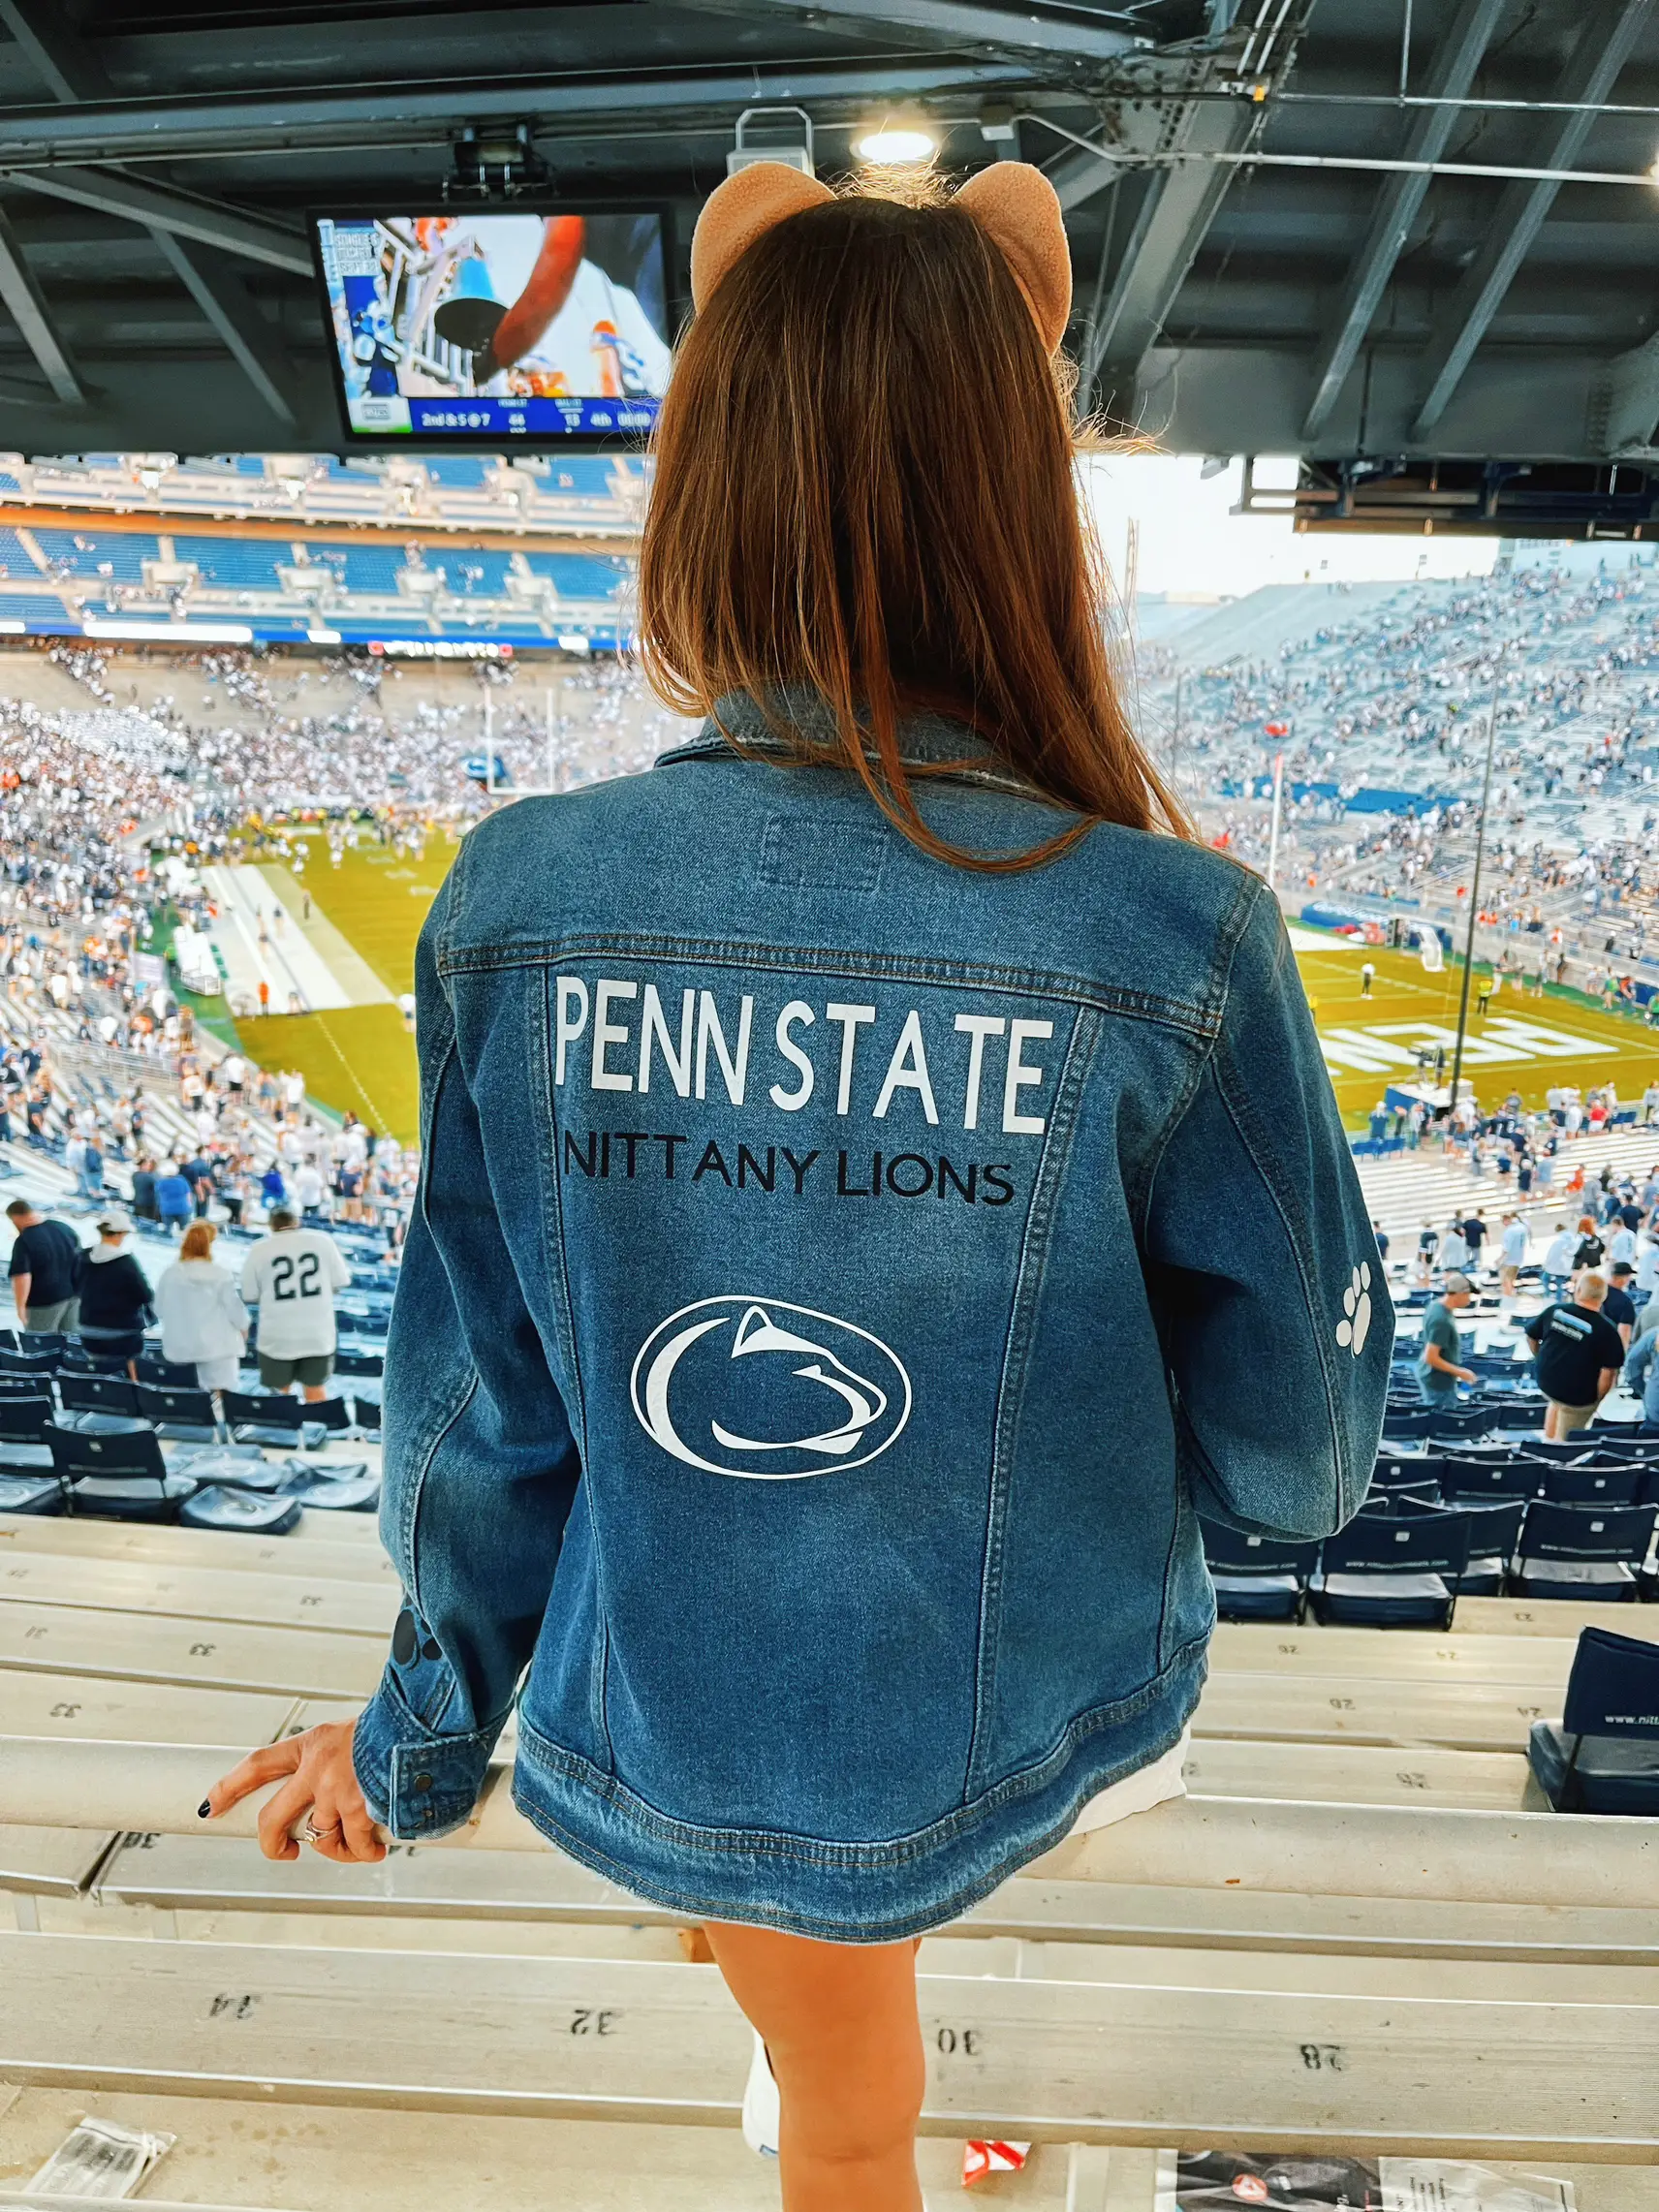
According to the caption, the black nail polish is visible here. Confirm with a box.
[197,1800,212,1818]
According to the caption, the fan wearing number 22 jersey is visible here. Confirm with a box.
[239,1224,352,1360]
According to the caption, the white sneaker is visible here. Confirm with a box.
[741,2032,779,2158]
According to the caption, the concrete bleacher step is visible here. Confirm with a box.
[0,1554,397,1637]
[0,2085,835,2212]
[10,1740,1652,1916]
[0,1603,382,1701]
[0,1511,398,1583]
[82,1823,1659,1968]
[3,1929,1653,2157]
[0,1604,1583,1745]
[1211,1623,1585,1684]
[1198,1670,1564,1752]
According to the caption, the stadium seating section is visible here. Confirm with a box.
[0,450,642,645]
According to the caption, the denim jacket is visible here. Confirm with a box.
[354,696,1391,1941]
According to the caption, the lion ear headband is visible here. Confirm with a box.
[688,159,1072,356]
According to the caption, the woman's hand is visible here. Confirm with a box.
[203,1720,387,1864]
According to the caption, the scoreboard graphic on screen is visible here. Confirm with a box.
[313,208,673,446]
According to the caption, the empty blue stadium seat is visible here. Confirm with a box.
[521,551,631,600]
[424,457,491,489]
[541,457,620,497]
[172,536,287,590]
[0,593,69,625]
[0,526,37,576]
[33,529,157,580]
[300,541,404,594]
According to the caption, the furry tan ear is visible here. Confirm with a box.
[691,162,836,313]
[954,163,1071,355]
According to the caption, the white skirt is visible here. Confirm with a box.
[1069,1724,1190,1836]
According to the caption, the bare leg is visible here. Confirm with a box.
[702,1918,925,2212]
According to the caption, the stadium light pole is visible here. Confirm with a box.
[1448,635,1511,1116]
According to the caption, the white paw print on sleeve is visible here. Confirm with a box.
[1336,1262,1372,1355]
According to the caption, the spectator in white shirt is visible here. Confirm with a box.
[157,1220,248,1391]
[1498,1212,1528,1294]
[1542,1222,1577,1294]
[295,1160,326,1225]
[239,1204,351,1402]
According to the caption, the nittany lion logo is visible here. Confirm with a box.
[630,1297,912,1479]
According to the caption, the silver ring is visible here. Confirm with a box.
[299,1816,340,1845]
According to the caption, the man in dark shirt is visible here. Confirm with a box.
[1525,1272,1626,1439]
[1461,1212,1487,1266]
[1603,1262,1639,1348]
[6,1198,82,1334]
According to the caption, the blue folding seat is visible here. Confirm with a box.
[220,1388,319,1450]
[56,1372,147,1436]
[0,1346,58,1381]
[0,1392,54,1471]
[1528,1627,1659,1813]
[135,1383,221,1443]
[280,1468,380,1513]
[1438,1457,1537,1503]
[1541,1464,1644,1508]
[1511,1501,1659,1604]
[1308,1509,1474,1628]
[1199,1519,1322,1622]
[44,1423,196,1522]
[1396,1495,1526,1597]
[181,1485,302,1536]
[135,1354,203,1388]
[0,1471,61,1513]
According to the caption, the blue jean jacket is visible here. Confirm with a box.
[354,698,1390,1940]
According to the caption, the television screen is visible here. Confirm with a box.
[313,208,672,445]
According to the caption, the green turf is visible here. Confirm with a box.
[223,830,456,1140]
[1297,939,1659,1127]
[278,831,459,996]
[235,1003,421,1143]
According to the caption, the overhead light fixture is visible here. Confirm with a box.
[853,125,938,167]
[729,106,815,178]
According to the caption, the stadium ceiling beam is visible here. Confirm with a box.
[0,60,1036,167]
[0,207,82,406]
[0,0,110,104]
[145,228,297,428]
[1411,0,1655,440]
[1299,0,1509,444]
[0,169,311,278]
[1590,328,1659,456]
[0,2,311,279]
[1077,101,1275,405]
[689,0,1146,63]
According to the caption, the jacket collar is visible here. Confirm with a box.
[654,690,1046,799]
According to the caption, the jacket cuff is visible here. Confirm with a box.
[352,1664,507,1841]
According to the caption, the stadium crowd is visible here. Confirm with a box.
[1174,557,1659,996]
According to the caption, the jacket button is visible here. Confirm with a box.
[412,1772,433,1793]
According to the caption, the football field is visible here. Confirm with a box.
[226,833,457,1143]
[224,850,1659,1146]
[1295,935,1659,1126]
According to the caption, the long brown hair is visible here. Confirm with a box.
[639,179,1190,871]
